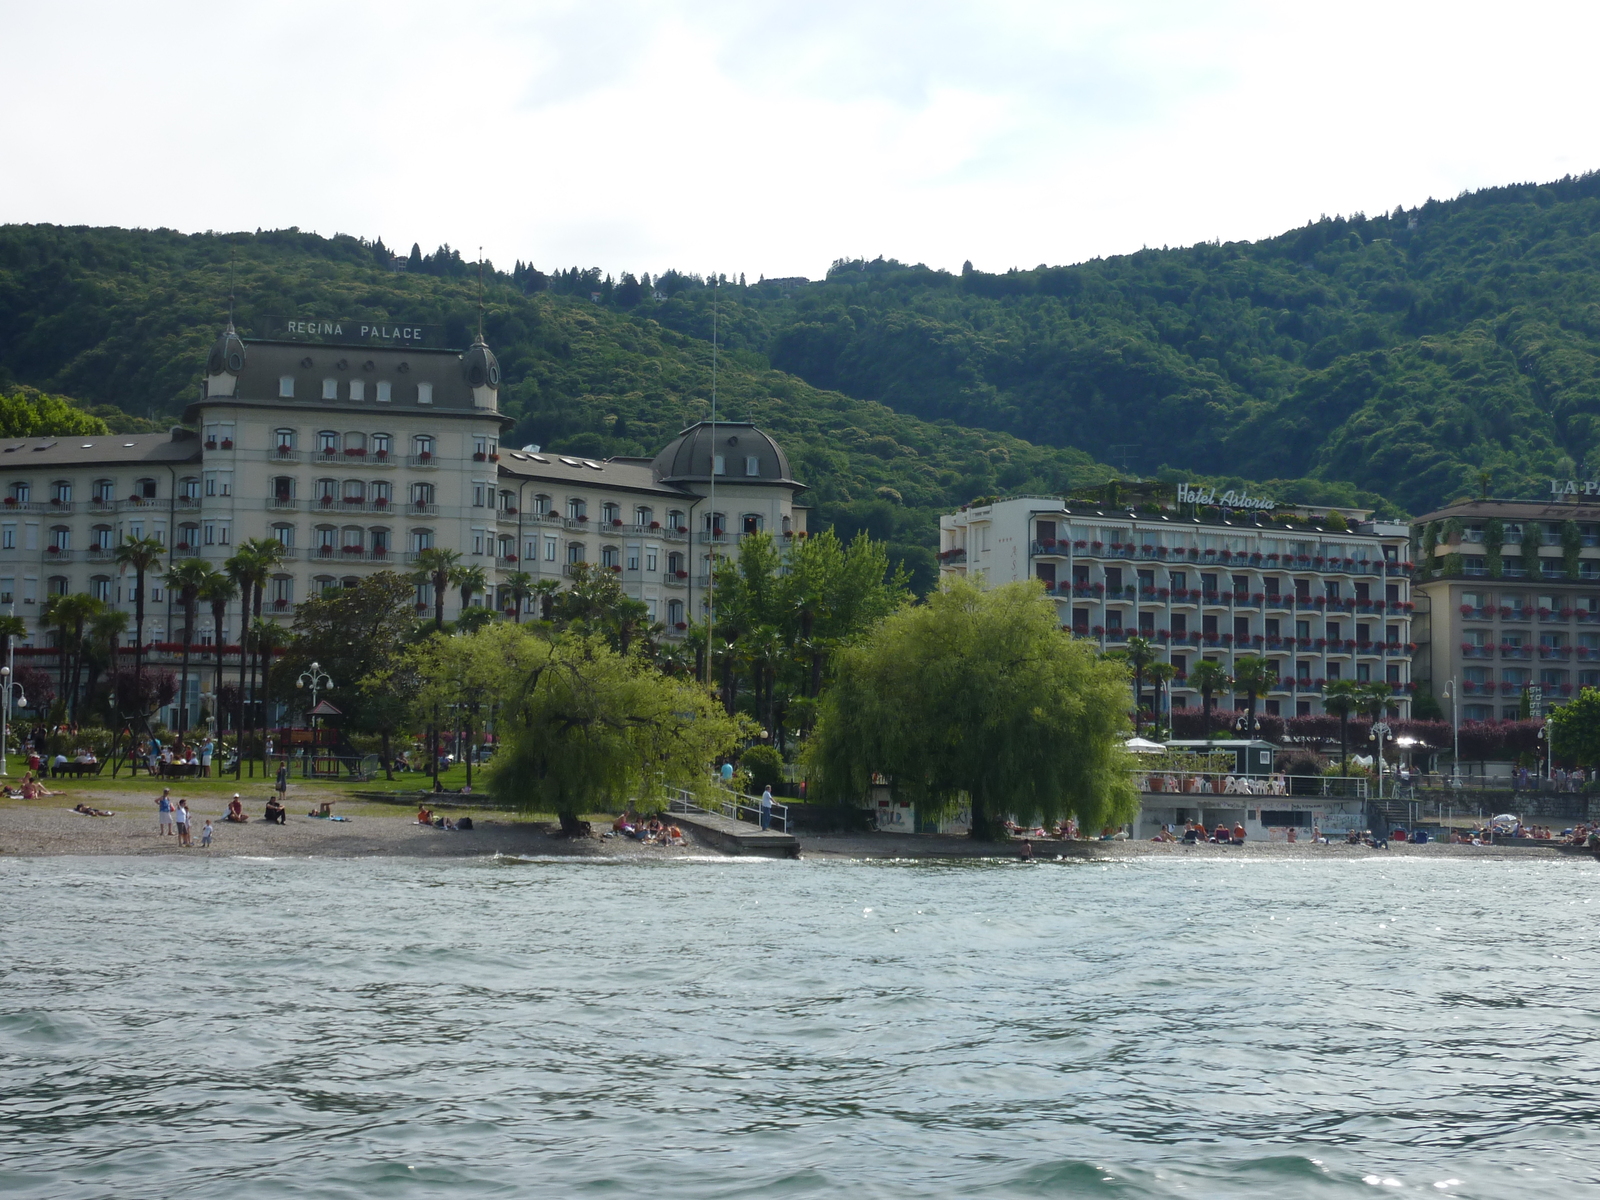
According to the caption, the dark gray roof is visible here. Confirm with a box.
[497,451,692,498]
[651,421,803,488]
[0,430,200,472]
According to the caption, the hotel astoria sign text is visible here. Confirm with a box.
[1177,483,1278,511]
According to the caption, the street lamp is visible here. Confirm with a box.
[0,665,27,776]
[1440,677,1461,787]
[296,661,333,708]
[1368,720,1392,801]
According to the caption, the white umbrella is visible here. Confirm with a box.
[1124,737,1165,753]
[1490,813,1518,826]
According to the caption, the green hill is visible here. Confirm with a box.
[0,226,1115,590]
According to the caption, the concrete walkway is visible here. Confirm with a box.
[672,808,800,857]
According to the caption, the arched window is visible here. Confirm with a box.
[271,476,295,504]
[667,599,684,627]
[410,482,435,507]
[601,546,620,569]
[50,480,71,505]
[92,479,115,504]
[566,497,587,520]
[179,476,200,501]
[781,514,792,535]
[704,511,725,536]
[135,478,157,500]
[533,494,551,516]
[370,527,391,557]
[370,480,392,507]
[91,525,114,551]
[371,433,392,459]
[343,432,366,457]
[342,479,365,503]
[741,513,763,535]
[315,478,338,506]
[667,508,684,531]
[317,430,340,453]
[410,528,434,553]
[270,523,295,549]
[90,575,111,603]
[6,481,27,504]
[601,502,620,524]
[270,575,294,609]
[567,541,586,564]
[634,505,654,526]
[48,575,69,596]
[314,525,337,556]
[48,525,69,552]
[313,575,337,598]
[175,523,199,551]
[667,551,684,575]
[411,435,434,461]
[499,490,515,512]
[341,526,364,553]
[275,428,296,451]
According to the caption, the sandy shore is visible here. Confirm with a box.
[0,792,706,860]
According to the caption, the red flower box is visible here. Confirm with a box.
[504,554,518,562]
[318,546,333,557]
[320,496,334,506]
[489,453,499,462]
[373,548,387,557]
[374,498,388,508]
[342,546,362,554]
[675,570,687,579]
[220,439,233,449]
[275,599,289,610]
[345,448,365,457]
[612,519,623,527]
[46,546,59,554]
[676,526,688,533]
[419,451,432,461]
[175,542,190,551]
[577,515,589,522]
[675,621,687,630]
[649,521,661,529]
[204,440,217,450]
[609,565,622,573]
[473,452,487,461]
[374,450,389,461]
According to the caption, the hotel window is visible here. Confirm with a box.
[315,527,337,554]
[9,483,28,503]
[410,482,435,506]
[627,546,640,571]
[271,476,295,502]
[372,433,391,456]
[472,529,486,556]
[92,479,114,502]
[602,546,620,569]
[48,526,69,552]
[544,536,557,561]
[567,542,585,565]
[377,381,392,402]
[279,375,295,398]
[415,580,432,609]
[474,436,488,458]
[417,382,433,404]
[646,547,658,572]
[48,575,68,596]
[204,471,217,496]
[322,378,338,400]
[271,523,295,549]
[410,529,433,553]
[176,523,198,550]
[412,435,434,458]
[89,576,111,603]
[745,456,760,477]
[667,509,684,531]
[705,512,725,536]
[567,497,586,520]
[668,599,684,626]
[342,526,364,551]
[742,513,762,535]
[349,379,366,402]
[713,455,726,476]
[533,494,551,516]
[205,521,231,546]
[370,481,392,506]
[317,478,338,503]
[24,523,38,550]
[344,432,366,455]
[635,506,653,526]
[275,428,296,451]
[646,598,658,621]
[315,576,338,598]
[371,528,389,555]
[499,490,515,511]
[602,502,620,524]
[473,483,489,508]
[318,430,339,453]
[20,576,34,604]
[50,481,70,504]
[92,526,113,551]
[343,480,365,503]
[180,477,199,501]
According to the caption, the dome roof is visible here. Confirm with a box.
[460,335,501,390]
[652,421,800,487]
[205,323,247,376]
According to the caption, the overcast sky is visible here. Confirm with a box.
[3,1,1596,281]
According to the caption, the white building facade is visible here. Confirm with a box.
[939,495,1416,719]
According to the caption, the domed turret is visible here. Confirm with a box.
[206,322,247,377]
[651,421,798,486]
[461,335,500,389]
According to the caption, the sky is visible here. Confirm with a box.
[3,0,1598,281]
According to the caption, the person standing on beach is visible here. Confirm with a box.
[156,789,175,836]
[175,799,192,847]
[200,819,213,848]
[275,761,288,801]
[200,738,214,778]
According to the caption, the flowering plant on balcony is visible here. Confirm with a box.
[1313,677,1326,689]
[1219,550,1233,561]
[1203,547,1217,558]
[489,453,500,462]
[46,545,59,554]
[221,439,233,449]
[503,553,516,562]
[1187,547,1199,558]
[1233,591,1249,604]
[345,447,365,457]
[175,542,190,551]
[1073,540,1087,549]
[1039,537,1056,548]
[675,621,688,631]
[205,439,217,449]
[1091,583,1104,595]
[649,521,661,529]
[415,602,428,612]
[1460,604,1475,616]
[342,545,362,554]
[318,546,333,557]
[675,570,688,578]
[320,496,334,506]
[1091,624,1105,636]
[1539,606,1552,617]
[609,564,622,573]
[1090,541,1103,550]
[373,497,388,508]
[1251,592,1265,603]
[374,450,388,461]
[611,518,623,527]
[1141,543,1154,553]
[419,451,433,461]
[128,495,142,504]
[1156,587,1170,599]
[577,515,589,522]
[1313,637,1326,648]
[473,452,487,461]
[1561,607,1575,618]
[372,547,387,558]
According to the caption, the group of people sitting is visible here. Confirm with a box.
[3,772,58,800]
[609,813,685,845]
[1174,821,1248,845]
[414,807,472,831]
[223,794,285,825]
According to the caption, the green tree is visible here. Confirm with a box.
[200,572,238,732]
[1188,660,1232,740]
[485,633,750,835]
[502,570,534,623]
[455,563,488,612]
[42,592,103,722]
[114,534,166,711]
[1563,519,1584,579]
[164,559,217,734]
[808,578,1137,840]
[1145,660,1176,736]
[224,537,287,774]
[1116,634,1157,734]
[1547,688,1600,767]
[1232,655,1276,738]
[411,547,461,632]
[80,608,128,721]
[1323,679,1364,774]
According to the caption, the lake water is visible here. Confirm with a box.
[2,853,1597,1199]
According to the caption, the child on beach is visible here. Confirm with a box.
[157,789,175,835]
[201,819,213,848]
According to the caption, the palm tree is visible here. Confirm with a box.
[531,578,561,622]
[1232,655,1276,739]
[411,547,461,631]
[200,572,238,735]
[225,538,286,774]
[1323,679,1364,775]
[1188,659,1232,740]
[1121,634,1157,735]
[43,593,102,722]
[81,608,129,720]
[1145,660,1176,738]
[502,570,533,623]
[164,559,215,735]
[455,563,488,614]
[114,535,166,708]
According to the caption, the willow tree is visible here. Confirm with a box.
[483,632,750,835]
[808,577,1137,840]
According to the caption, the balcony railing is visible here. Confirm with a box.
[309,548,393,563]
[405,503,440,518]
[309,499,396,514]
[1500,646,1532,659]
[663,572,688,588]
[406,454,438,468]
[266,498,298,511]
[272,448,303,463]
[312,451,397,466]
[43,548,73,562]
[87,548,115,562]
[89,499,118,513]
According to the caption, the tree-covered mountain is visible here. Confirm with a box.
[0,225,1113,590]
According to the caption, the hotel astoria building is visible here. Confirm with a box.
[3,323,807,717]
[939,496,1416,719]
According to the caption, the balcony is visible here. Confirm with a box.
[1538,646,1572,660]
[309,499,395,515]
[405,503,440,518]
[87,548,115,562]
[663,572,688,588]
[42,548,73,562]
[696,531,730,545]
[266,498,298,511]
[495,555,521,569]
[271,448,303,463]
[1499,645,1533,660]
[406,454,438,468]
[313,450,396,467]
[309,547,393,564]
[1031,541,1068,557]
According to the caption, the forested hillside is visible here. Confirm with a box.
[6,172,1600,580]
[0,226,1116,590]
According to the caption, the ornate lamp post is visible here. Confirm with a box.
[296,662,334,769]
[0,666,27,776]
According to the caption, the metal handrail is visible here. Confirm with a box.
[665,784,790,832]
[1137,771,1368,798]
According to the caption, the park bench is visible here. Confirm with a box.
[49,760,107,779]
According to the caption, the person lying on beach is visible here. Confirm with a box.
[72,802,114,817]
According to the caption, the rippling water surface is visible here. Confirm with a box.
[2,853,1597,1199]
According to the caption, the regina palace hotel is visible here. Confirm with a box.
[0,321,808,720]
